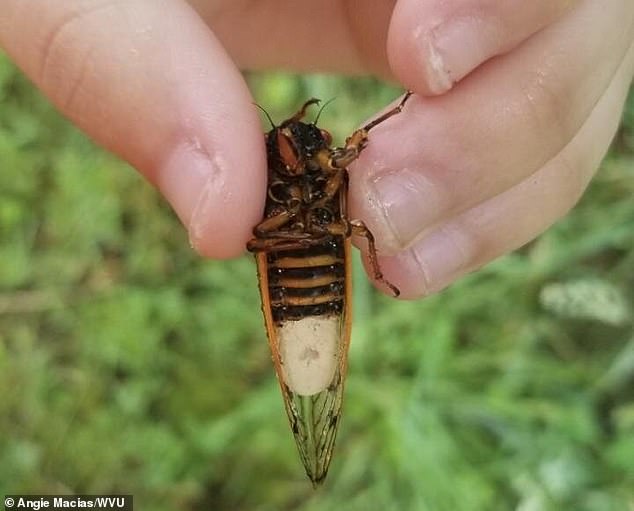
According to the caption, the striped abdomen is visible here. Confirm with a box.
[254,233,352,483]
[266,236,347,323]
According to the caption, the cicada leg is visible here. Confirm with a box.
[331,90,413,168]
[350,219,400,297]
[361,90,412,132]
[318,218,401,298]
[288,98,321,123]
[247,208,331,252]
[247,235,331,253]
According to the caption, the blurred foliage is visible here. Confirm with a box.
[1,51,634,511]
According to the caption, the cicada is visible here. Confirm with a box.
[247,91,412,485]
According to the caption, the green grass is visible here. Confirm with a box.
[1,53,634,510]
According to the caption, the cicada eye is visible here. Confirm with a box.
[320,129,332,146]
[276,130,299,171]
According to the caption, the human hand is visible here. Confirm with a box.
[351,0,634,298]
[1,1,632,299]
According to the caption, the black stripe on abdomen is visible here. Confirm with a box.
[267,238,346,323]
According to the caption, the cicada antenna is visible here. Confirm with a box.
[254,103,276,129]
[313,97,336,125]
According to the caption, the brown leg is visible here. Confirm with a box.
[331,90,413,169]
[248,237,305,252]
[248,216,314,252]
[247,235,330,253]
[350,219,400,297]
[320,219,350,237]
[251,192,303,238]
[361,90,412,132]
[252,210,294,238]
[310,168,346,210]
[289,98,321,123]
[330,131,367,169]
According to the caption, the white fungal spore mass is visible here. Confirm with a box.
[278,316,340,396]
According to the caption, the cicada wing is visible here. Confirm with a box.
[282,369,345,486]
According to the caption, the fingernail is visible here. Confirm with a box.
[430,16,501,86]
[417,31,454,94]
[367,167,446,250]
[157,140,220,241]
[410,226,471,294]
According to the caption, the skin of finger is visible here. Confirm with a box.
[190,0,362,73]
[388,0,576,94]
[189,0,396,78]
[349,0,634,256]
[372,40,634,299]
[0,0,266,258]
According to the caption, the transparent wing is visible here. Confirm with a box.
[280,322,346,485]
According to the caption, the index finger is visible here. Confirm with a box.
[0,0,266,258]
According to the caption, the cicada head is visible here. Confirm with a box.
[265,97,334,177]
[267,122,333,177]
